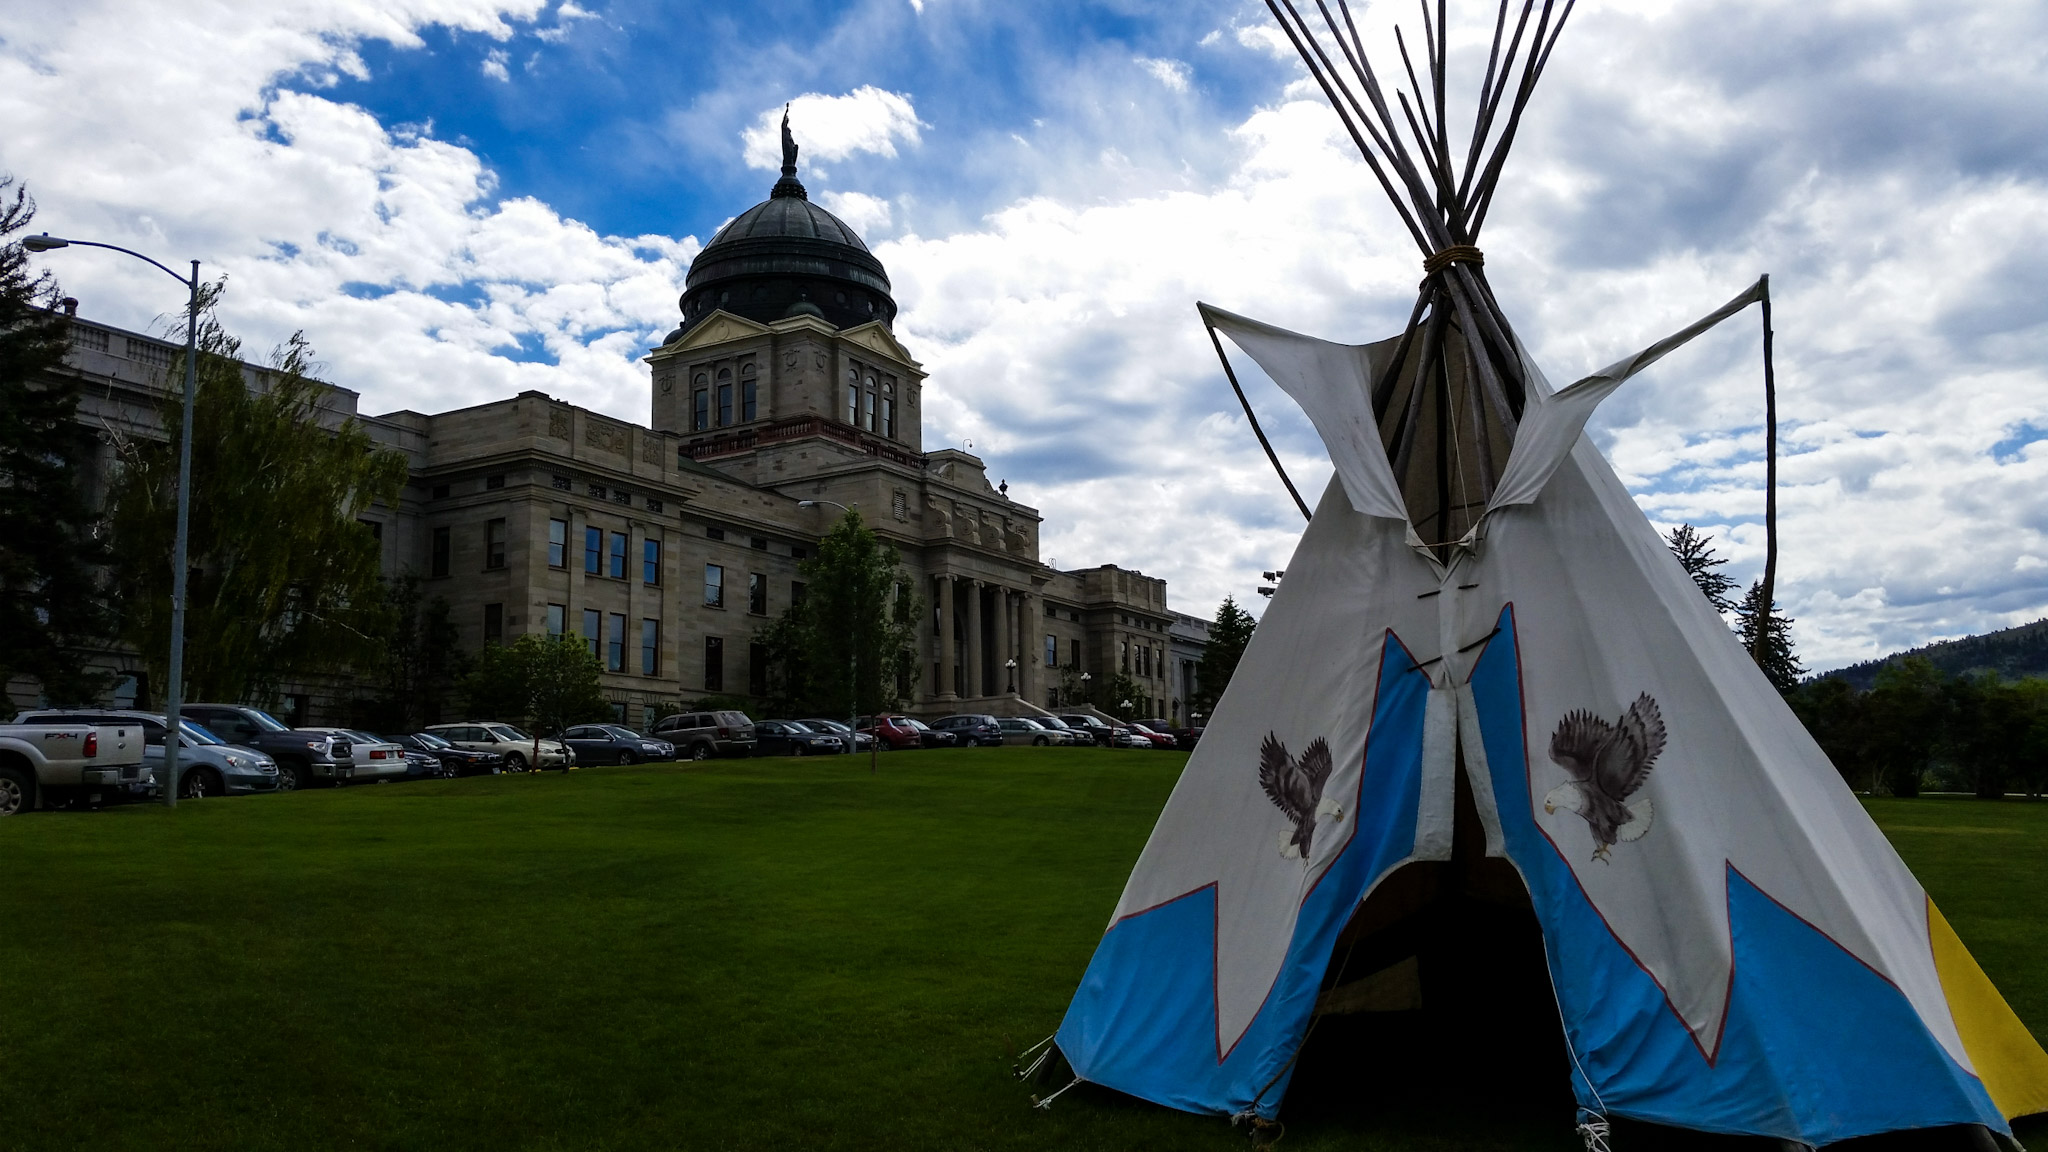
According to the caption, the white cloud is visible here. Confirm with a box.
[741,87,924,171]
[481,48,509,80]
[820,190,893,237]
[0,0,685,424]
[1136,56,1192,93]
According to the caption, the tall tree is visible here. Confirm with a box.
[1734,580,1804,692]
[0,177,113,704]
[1191,595,1257,720]
[457,634,609,733]
[1865,657,1947,797]
[788,510,919,720]
[352,574,466,732]
[1665,523,1738,615]
[105,285,408,703]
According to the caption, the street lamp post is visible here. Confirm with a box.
[24,234,199,809]
[1079,671,1093,744]
[1004,657,1017,695]
[798,498,873,773]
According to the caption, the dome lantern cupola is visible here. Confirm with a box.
[675,107,897,333]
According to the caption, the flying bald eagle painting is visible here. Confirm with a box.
[1544,694,1667,862]
[1258,733,1340,861]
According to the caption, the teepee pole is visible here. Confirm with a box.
[1754,274,1779,664]
[1205,319,1314,521]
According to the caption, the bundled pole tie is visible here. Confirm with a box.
[1423,243,1485,275]
[1030,1076,1082,1110]
[1574,1108,1612,1152]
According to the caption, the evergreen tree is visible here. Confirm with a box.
[0,177,113,704]
[1735,579,1804,692]
[105,283,408,703]
[1191,595,1257,720]
[1665,523,1738,615]
[755,509,919,719]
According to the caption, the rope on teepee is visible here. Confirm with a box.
[1030,1076,1082,1110]
[1423,244,1485,274]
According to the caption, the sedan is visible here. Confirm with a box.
[995,717,1062,746]
[300,727,409,783]
[1033,716,1093,746]
[754,720,846,757]
[799,719,876,753]
[393,732,503,777]
[1127,723,1178,751]
[858,714,926,750]
[561,724,676,765]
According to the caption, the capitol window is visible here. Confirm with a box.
[717,367,733,426]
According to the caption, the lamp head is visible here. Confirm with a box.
[22,233,70,252]
[797,500,817,508]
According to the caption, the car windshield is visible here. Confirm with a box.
[784,721,818,733]
[606,727,643,739]
[180,721,224,745]
[1130,724,1156,734]
[412,732,452,749]
[803,720,846,733]
[1038,718,1069,729]
[242,709,291,733]
[488,725,530,741]
[905,718,932,731]
[349,730,386,744]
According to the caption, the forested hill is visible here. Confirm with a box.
[1820,617,2048,690]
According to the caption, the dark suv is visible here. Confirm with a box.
[183,704,355,790]
[651,710,757,759]
[932,714,1003,748]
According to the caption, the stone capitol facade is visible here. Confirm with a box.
[34,124,1204,728]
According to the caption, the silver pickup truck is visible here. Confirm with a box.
[0,719,148,815]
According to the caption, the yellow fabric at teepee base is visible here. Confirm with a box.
[1928,899,2048,1119]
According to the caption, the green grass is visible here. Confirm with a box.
[1,757,2045,1150]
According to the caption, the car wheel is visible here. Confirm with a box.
[179,768,220,800]
[615,750,634,766]
[690,743,711,761]
[276,763,305,791]
[0,766,33,816]
[1033,736,1049,746]
[505,752,528,772]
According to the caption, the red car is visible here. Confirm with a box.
[859,714,944,750]
[1127,723,1177,750]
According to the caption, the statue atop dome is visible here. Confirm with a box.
[771,105,806,201]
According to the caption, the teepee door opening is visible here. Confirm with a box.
[1285,747,1574,1126]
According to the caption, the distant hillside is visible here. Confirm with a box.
[1820,617,2048,690]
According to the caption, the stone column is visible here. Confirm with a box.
[998,587,1014,696]
[965,579,985,700]
[938,575,958,701]
[1016,591,1036,703]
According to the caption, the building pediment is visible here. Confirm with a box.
[838,321,923,372]
[655,310,774,358]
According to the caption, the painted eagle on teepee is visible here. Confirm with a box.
[1258,733,1338,859]
[1544,693,1665,861]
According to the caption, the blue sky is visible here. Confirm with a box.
[6,0,2048,668]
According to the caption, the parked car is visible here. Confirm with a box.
[0,714,147,813]
[422,722,574,771]
[754,720,846,757]
[994,717,1062,746]
[1110,725,1154,749]
[392,732,503,777]
[384,736,445,779]
[858,714,927,750]
[1173,725,1205,751]
[798,718,875,753]
[294,727,409,783]
[933,714,1003,747]
[1057,714,1116,747]
[1126,723,1178,751]
[1032,715,1094,746]
[650,710,757,760]
[181,703,356,789]
[15,709,280,799]
[561,724,676,765]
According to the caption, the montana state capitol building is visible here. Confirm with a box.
[48,133,1207,728]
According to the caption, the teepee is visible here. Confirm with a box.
[1047,2,2048,1145]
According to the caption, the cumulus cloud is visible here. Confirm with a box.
[741,87,924,171]
[820,190,893,237]
[0,0,686,422]
[481,48,509,80]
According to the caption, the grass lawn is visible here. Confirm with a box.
[2,754,2045,1151]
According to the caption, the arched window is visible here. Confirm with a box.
[692,373,709,431]
[863,376,878,431]
[716,367,733,426]
[742,379,757,422]
[847,366,861,425]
